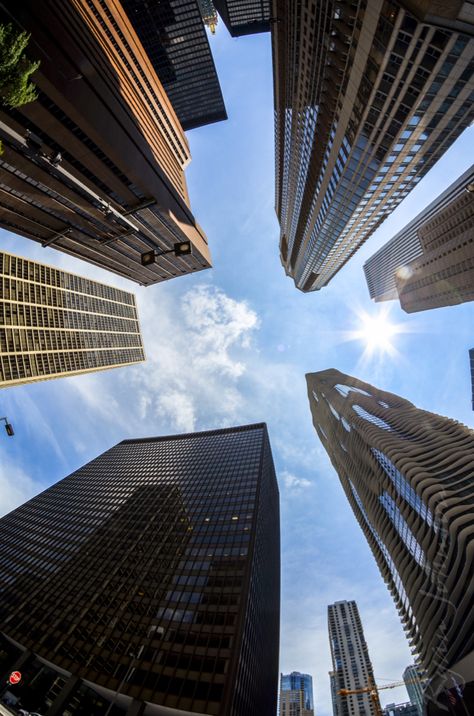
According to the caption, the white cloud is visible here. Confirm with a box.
[0,459,40,518]
[126,283,260,432]
[281,470,312,490]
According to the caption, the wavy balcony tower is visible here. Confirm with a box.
[306,370,474,714]
[0,0,211,286]
[272,1,474,292]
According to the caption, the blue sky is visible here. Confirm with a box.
[1,24,473,716]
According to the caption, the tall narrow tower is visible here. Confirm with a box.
[0,250,145,387]
[0,424,280,716]
[328,600,377,716]
[306,370,474,713]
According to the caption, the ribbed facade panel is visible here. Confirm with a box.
[272,0,474,292]
[0,424,280,715]
[306,369,474,708]
[0,250,144,387]
[364,164,474,304]
[0,0,211,286]
[395,173,474,312]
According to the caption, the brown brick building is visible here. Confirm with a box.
[0,0,211,286]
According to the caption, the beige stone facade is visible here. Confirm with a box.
[395,179,474,311]
[0,250,145,387]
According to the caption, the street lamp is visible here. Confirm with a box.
[0,417,14,437]
[141,241,192,266]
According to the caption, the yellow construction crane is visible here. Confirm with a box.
[339,677,416,716]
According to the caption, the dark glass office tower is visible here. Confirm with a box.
[307,370,474,715]
[0,424,280,716]
[121,0,227,130]
[213,0,270,36]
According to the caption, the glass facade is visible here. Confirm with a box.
[213,0,270,37]
[0,424,280,716]
[307,369,474,711]
[273,1,474,292]
[364,165,474,310]
[0,251,144,387]
[280,671,314,716]
[121,0,227,130]
[403,664,426,716]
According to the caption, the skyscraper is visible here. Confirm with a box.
[403,664,426,716]
[272,1,474,292]
[363,165,474,311]
[213,0,270,37]
[0,424,280,716]
[120,0,227,129]
[327,600,377,716]
[307,370,474,713]
[0,250,144,388]
[279,671,314,716]
[0,0,211,286]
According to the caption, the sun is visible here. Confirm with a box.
[345,306,407,359]
[356,312,399,354]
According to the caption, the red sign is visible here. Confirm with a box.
[9,670,21,685]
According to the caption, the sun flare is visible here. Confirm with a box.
[345,306,407,359]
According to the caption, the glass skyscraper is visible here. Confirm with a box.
[272,1,474,292]
[403,664,426,716]
[279,671,314,716]
[0,424,280,716]
[307,370,474,715]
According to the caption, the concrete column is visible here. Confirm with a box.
[46,675,79,716]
